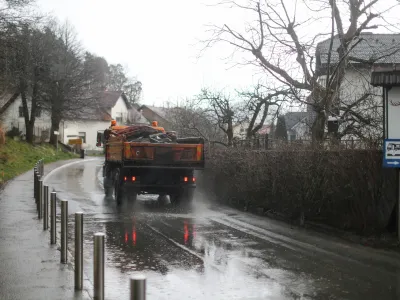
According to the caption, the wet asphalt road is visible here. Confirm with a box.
[46,158,400,300]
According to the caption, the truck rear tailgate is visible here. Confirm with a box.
[123,142,204,168]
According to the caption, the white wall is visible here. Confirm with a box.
[1,95,52,137]
[111,96,129,124]
[318,68,383,139]
[61,120,109,150]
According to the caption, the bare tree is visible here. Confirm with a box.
[197,88,243,146]
[0,22,51,143]
[41,22,104,145]
[166,98,227,144]
[0,0,34,30]
[107,63,142,105]
[238,83,292,138]
[204,0,400,143]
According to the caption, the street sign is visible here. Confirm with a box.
[54,131,59,135]
[383,139,400,168]
[68,138,82,145]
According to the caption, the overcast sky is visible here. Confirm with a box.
[34,0,400,107]
[34,0,262,107]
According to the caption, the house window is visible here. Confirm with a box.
[78,132,86,143]
[19,106,41,117]
[115,112,123,124]
[289,134,296,141]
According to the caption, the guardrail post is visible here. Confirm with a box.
[38,180,43,219]
[50,192,57,244]
[94,232,105,300]
[61,200,68,264]
[75,212,83,290]
[43,185,49,230]
[130,275,146,300]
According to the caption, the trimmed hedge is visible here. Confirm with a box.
[201,148,396,233]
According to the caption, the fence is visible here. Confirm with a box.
[233,136,383,150]
[7,123,52,143]
[33,159,146,300]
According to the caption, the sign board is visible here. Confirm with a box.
[383,139,400,168]
[68,138,82,145]
[54,131,59,135]
[387,87,400,139]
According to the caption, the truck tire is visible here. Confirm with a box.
[114,170,123,205]
[170,189,194,207]
[126,190,138,202]
[103,177,113,197]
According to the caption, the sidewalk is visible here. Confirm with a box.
[0,159,92,300]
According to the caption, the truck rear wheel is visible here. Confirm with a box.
[114,170,123,205]
[170,189,194,207]
[103,177,113,197]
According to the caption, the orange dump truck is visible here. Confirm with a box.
[96,121,205,206]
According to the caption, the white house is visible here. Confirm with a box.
[0,92,52,140]
[283,112,310,141]
[312,32,400,139]
[0,90,137,150]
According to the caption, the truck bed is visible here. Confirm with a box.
[106,140,205,169]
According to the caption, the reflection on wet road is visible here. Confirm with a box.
[46,159,400,300]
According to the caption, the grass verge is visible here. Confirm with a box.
[0,139,78,184]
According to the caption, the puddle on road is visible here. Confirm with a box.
[66,211,326,300]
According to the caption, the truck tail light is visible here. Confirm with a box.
[196,145,202,161]
[184,176,188,182]
[192,177,196,182]
[132,176,136,182]
[124,176,127,181]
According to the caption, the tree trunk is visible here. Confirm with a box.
[311,112,326,145]
[25,121,34,144]
[227,122,234,146]
[49,114,61,146]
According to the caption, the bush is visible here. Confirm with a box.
[202,147,396,234]
[6,127,22,138]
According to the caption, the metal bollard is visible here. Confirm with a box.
[36,174,41,206]
[130,275,147,300]
[50,192,57,244]
[61,200,68,264]
[75,212,83,290]
[94,233,105,300]
[43,185,49,230]
[38,180,43,219]
[34,169,37,202]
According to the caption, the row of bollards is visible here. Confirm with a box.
[33,160,147,300]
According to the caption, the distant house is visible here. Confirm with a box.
[139,105,173,130]
[232,122,249,139]
[60,91,132,149]
[283,112,310,141]
[0,90,133,150]
[257,125,271,136]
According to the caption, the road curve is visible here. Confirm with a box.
[44,158,400,300]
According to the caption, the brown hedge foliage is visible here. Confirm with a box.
[201,148,397,233]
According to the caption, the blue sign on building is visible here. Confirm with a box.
[383,139,400,168]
